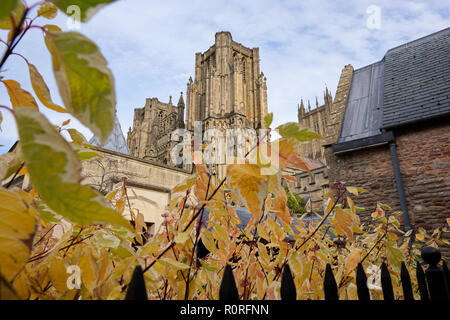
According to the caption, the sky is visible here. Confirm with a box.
[0,0,449,154]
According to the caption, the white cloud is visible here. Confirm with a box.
[0,0,448,154]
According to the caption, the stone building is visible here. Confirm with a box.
[322,27,450,258]
[85,31,270,230]
[125,31,269,181]
[126,94,185,166]
[289,64,354,209]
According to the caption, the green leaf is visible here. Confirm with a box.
[275,122,323,142]
[0,0,24,30]
[75,150,101,161]
[0,0,18,21]
[264,112,273,129]
[67,128,89,145]
[94,229,120,248]
[14,107,131,230]
[49,0,116,22]
[44,31,115,144]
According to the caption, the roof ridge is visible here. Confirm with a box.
[386,27,450,54]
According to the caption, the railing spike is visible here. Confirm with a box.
[422,247,449,300]
[280,264,296,300]
[219,264,239,300]
[125,265,148,300]
[400,262,414,300]
[323,263,338,300]
[356,263,370,300]
[380,262,394,300]
[416,261,429,301]
[442,260,450,297]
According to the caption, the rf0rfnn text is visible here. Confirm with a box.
[179,304,269,317]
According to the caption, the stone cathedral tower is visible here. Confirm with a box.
[127,32,268,176]
[186,31,268,131]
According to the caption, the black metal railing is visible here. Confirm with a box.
[125,246,449,300]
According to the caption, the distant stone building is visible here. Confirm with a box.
[289,64,354,210]
[126,94,185,166]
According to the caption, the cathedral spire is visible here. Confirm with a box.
[315,96,319,108]
[298,98,305,122]
[308,100,311,112]
[177,92,185,128]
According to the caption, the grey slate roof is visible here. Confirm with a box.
[334,27,450,151]
[382,27,450,128]
[89,114,130,155]
[337,60,384,143]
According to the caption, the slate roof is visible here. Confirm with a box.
[89,114,130,155]
[382,27,450,128]
[334,27,450,152]
[337,60,384,143]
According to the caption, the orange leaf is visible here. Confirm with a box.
[2,80,38,109]
[334,207,354,241]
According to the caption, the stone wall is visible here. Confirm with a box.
[326,118,450,259]
[81,147,192,231]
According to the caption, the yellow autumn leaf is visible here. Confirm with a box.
[210,221,228,243]
[78,247,98,294]
[257,223,270,242]
[334,207,354,241]
[323,190,333,199]
[0,188,38,282]
[2,79,38,109]
[227,163,268,220]
[416,233,425,241]
[174,229,191,244]
[346,186,359,196]
[344,249,361,275]
[37,2,58,19]
[159,257,190,270]
[28,63,67,113]
[48,256,68,293]
[271,189,292,225]
[201,230,217,254]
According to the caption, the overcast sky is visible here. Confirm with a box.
[0,0,448,154]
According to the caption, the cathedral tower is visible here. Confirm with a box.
[186,32,268,131]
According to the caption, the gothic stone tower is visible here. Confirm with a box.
[185,31,268,178]
[186,32,268,132]
[127,94,185,166]
[127,32,268,176]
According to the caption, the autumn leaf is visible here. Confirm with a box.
[159,257,190,270]
[344,249,361,275]
[37,2,58,19]
[264,112,273,129]
[15,107,132,230]
[2,80,38,109]
[0,188,38,282]
[276,122,323,142]
[44,30,115,143]
[227,163,268,220]
[27,63,67,113]
[333,207,354,241]
[271,189,292,225]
